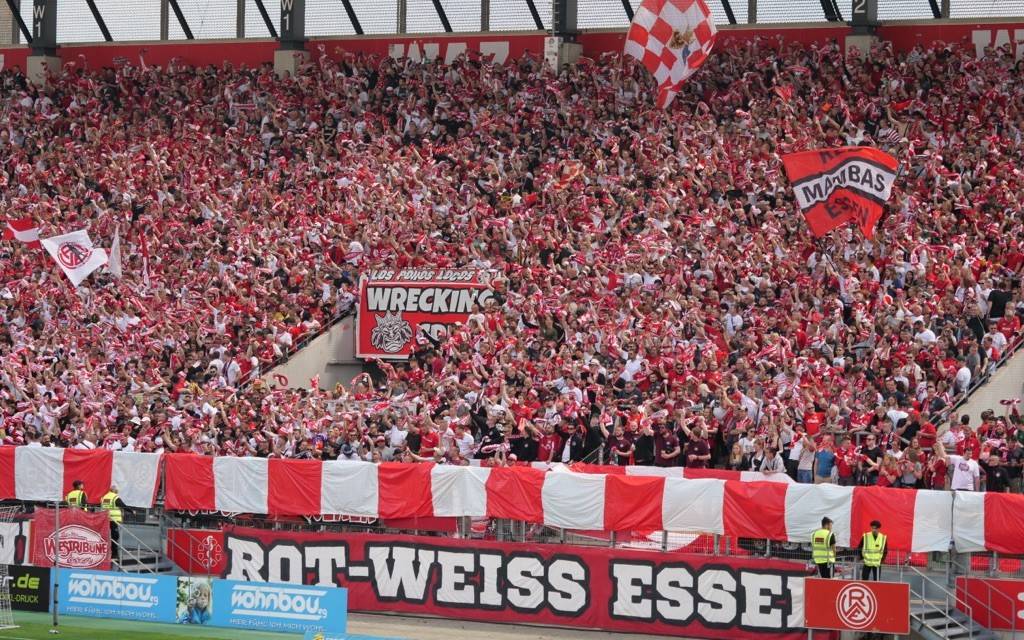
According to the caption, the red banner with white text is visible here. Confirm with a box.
[186,526,812,639]
[29,509,111,571]
[357,268,493,359]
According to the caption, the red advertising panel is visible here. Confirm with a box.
[29,509,111,571]
[804,578,910,634]
[357,268,493,359]
[192,526,811,639]
[955,577,1024,630]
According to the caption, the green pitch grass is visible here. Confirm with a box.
[0,611,300,640]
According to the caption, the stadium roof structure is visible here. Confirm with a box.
[2,0,1023,46]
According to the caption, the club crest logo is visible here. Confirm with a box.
[669,28,694,49]
[836,582,878,629]
[370,310,413,353]
[57,241,93,269]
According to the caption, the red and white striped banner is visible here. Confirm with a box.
[162,456,953,552]
[952,492,1024,554]
[0,448,161,508]
[7,449,1023,554]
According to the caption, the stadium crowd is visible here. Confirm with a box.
[1,35,1023,493]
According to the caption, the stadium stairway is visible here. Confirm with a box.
[115,520,179,574]
[910,603,999,640]
[953,345,1024,425]
[901,565,1002,640]
[266,315,364,390]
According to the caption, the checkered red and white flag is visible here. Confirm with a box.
[623,0,717,109]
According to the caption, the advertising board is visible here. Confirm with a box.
[54,569,177,623]
[210,578,347,635]
[0,565,50,612]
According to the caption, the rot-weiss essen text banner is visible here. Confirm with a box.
[357,269,492,359]
[171,526,811,639]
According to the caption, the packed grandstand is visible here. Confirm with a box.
[1,29,1023,497]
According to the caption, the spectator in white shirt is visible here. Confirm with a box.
[954,365,972,394]
[913,320,937,343]
[938,443,980,491]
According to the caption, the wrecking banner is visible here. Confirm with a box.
[30,508,111,571]
[189,526,812,639]
[357,269,493,359]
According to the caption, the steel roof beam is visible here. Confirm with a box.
[253,0,279,38]
[4,0,32,43]
[338,0,363,35]
[84,0,112,41]
[524,0,543,30]
[167,0,195,39]
[720,0,737,24]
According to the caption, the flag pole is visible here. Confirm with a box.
[50,501,60,635]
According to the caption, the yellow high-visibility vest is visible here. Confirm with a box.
[66,490,86,507]
[862,532,887,568]
[100,491,122,524]
[812,528,835,565]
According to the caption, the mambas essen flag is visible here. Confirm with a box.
[782,146,898,239]
[624,0,717,109]
[357,268,493,360]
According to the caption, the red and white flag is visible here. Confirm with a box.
[40,229,109,287]
[623,0,717,109]
[782,146,899,239]
[3,217,41,249]
[107,225,123,279]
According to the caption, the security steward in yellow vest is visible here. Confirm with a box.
[858,520,887,581]
[812,516,837,578]
[100,485,126,547]
[65,480,87,508]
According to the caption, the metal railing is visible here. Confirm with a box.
[111,524,162,575]
[949,553,1021,638]
[906,563,979,640]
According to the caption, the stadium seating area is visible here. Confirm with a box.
[1,37,1022,489]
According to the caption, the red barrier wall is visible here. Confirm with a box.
[1,20,1020,73]
[878,21,1024,58]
